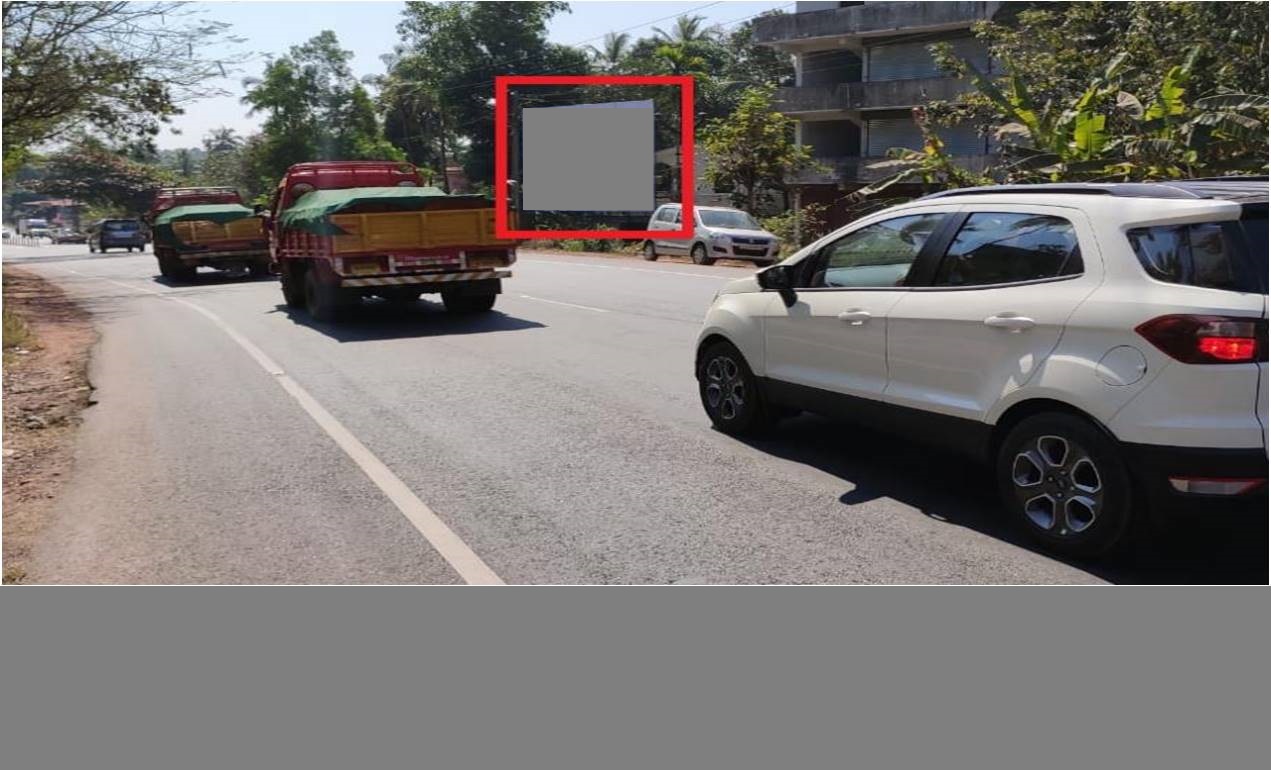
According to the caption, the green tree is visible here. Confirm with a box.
[2,2,243,178]
[203,127,243,155]
[585,32,632,71]
[700,86,818,212]
[930,1,1268,145]
[394,1,588,184]
[27,138,174,215]
[652,15,717,44]
[242,31,402,188]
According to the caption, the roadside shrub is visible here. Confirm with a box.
[761,202,828,255]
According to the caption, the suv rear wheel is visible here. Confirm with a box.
[997,412,1134,558]
[697,340,773,436]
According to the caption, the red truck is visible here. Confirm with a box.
[147,187,271,282]
[268,161,517,321]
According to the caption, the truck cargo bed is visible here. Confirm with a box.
[328,208,514,254]
[172,217,266,245]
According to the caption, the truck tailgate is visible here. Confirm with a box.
[173,217,266,244]
[329,209,513,254]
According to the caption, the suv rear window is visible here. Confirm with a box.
[1128,212,1266,293]
[103,220,139,231]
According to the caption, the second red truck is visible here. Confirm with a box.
[267,161,518,320]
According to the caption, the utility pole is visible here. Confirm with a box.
[437,107,451,193]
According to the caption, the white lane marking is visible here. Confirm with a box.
[519,258,739,280]
[55,268,504,585]
[516,294,609,313]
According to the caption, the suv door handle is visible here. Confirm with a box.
[838,310,872,325]
[984,314,1036,331]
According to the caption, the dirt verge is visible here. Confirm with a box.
[2,267,96,583]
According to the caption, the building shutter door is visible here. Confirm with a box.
[937,123,985,156]
[866,117,922,156]
[867,40,939,81]
[944,37,991,74]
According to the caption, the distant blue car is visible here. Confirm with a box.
[89,219,147,253]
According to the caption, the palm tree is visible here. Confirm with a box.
[202,127,242,155]
[652,15,716,44]
[585,32,631,70]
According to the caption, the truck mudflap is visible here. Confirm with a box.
[340,270,511,287]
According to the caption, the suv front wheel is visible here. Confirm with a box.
[996,412,1134,558]
[697,340,773,436]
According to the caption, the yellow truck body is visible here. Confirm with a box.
[172,217,267,244]
[328,209,515,255]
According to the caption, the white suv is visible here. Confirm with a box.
[695,179,1268,557]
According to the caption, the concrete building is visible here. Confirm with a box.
[754,1,1004,227]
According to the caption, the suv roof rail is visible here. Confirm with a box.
[920,178,1268,203]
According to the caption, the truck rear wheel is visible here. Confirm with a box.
[249,258,273,279]
[442,292,496,313]
[279,263,305,308]
[304,266,353,321]
[159,252,196,282]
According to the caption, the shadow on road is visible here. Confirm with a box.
[152,271,276,289]
[271,298,546,342]
[739,413,1268,585]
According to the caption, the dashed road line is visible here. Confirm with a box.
[516,294,609,313]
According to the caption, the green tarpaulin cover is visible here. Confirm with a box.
[278,187,487,235]
[153,203,258,247]
[154,203,255,227]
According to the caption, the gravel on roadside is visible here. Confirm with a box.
[2,267,97,583]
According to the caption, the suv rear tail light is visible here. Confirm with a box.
[1135,315,1267,364]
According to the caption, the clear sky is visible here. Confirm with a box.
[159,0,789,149]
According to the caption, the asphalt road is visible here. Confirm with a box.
[5,243,1266,584]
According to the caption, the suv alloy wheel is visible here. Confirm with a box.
[997,413,1134,558]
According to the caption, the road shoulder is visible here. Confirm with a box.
[2,267,97,583]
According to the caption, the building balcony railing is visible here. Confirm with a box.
[776,77,973,113]
[754,2,999,45]
[792,154,992,185]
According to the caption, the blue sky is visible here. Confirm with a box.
[161,0,789,149]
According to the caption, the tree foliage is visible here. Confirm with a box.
[242,30,402,189]
[700,86,817,213]
[392,1,586,184]
[862,2,1269,195]
[1,1,243,177]
[25,138,175,215]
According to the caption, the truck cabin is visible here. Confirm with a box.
[271,161,426,216]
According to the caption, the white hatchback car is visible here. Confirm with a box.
[644,203,781,266]
[695,179,1268,557]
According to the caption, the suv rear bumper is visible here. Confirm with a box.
[1122,442,1268,517]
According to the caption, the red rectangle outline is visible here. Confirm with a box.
[495,74,694,240]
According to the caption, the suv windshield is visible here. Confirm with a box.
[104,221,139,232]
[699,210,761,230]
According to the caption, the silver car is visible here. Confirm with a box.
[643,204,780,266]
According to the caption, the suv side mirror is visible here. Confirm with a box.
[758,264,798,307]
